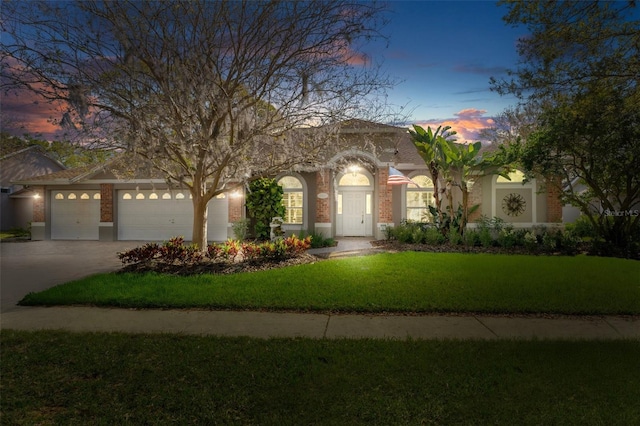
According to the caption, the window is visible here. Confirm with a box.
[135,193,145,200]
[55,193,64,200]
[497,169,526,183]
[338,173,370,186]
[175,193,185,199]
[278,176,303,224]
[68,193,77,200]
[122,193,132,200]
[162,193,171,199]
[80,193,90,200]
[149,192,158,199]
[93,193,101,200]
[406,175,435,222]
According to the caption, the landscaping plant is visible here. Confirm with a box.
[245,178,286,240]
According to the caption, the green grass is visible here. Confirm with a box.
[2,330,639,425]
[20,252,640,315]
[0,227,30,240]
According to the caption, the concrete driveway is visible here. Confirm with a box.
[0,240,137,313]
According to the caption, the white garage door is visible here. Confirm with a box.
[51,190,100,240]
[117,190,228,242]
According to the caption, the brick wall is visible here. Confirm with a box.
[32,186,45,222]
[228,192,244,222]
[378,168,393,223]
[315,169,331,223]
[467,179,483,222]
[100,184,114,222]
[545,177,563,223]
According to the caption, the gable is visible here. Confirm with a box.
[0,147,65,186]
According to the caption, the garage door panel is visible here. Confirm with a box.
[117,191,228,242]
[51,191,100,240]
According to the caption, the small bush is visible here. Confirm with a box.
[566,215,598,239]
[478,228,494,247]
[232,218,250,241]
[463,230,481,247]
[523,231,538,251]
[302,231,335,248]
[497,227,517,249]
[447,229,463,246]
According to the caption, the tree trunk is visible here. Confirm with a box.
[460,185,469,236]
[192,196,209,250]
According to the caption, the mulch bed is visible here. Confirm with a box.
[119,253,321,276]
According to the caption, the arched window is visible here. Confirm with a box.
[135,193,145,200]
[497,169,526,183]
[338,172,370,186]
[122,193,132,200]
[55,193,64,200]
[149,192,158,200]
[162,193,171,200]
[278,176,303,224]
[68,193,77,200]
[80,193,90,200]
[93,193,101,200]
[175,193,185,199]
[406,174,435,222]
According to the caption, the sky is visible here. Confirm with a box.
[371,0,524,142]
[1,0,524,143]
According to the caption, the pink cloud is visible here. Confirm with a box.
[412,108,494,144]
[1,89,64,139]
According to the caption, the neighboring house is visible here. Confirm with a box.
[0,146,66,230]
[15,120,563,241]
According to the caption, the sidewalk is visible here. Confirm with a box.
[2,306,638,340]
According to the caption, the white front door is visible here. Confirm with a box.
[342,191,366,236]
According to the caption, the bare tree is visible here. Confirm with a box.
[1,0,395,248]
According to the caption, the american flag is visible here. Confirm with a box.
[387,166,419,186]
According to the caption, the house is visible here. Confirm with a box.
[1,145,66,230]
[15,120,563,242]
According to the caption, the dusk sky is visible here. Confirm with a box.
[373,0,523,142]
[2,1,523,143]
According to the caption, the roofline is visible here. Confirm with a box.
[0,145,67,170]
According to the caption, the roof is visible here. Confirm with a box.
[13,120,432,185]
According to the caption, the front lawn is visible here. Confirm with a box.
[2,330,639,425]
[20,252,640,315]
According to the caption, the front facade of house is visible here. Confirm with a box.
[17,120,563,242]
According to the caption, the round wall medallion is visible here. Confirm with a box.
[502,193,526,216]
[317,193,329,199]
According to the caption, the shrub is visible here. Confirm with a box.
[118,242,160,264]
[300,231,335,248]
[447,228,463,246]
[565,215,598,239]
[497,227,517,249]
[478,228,494,247]
[425,227,446,245]
[523,231,538,251]
[463,230,481,247]
[231,218,250,241]
[245,178,285,240]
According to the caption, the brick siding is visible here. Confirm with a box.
[378,168,393,223]
[100,184,114,222]
[228,192,244,222]
[315,169,331,222]
[32,186,45,222]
